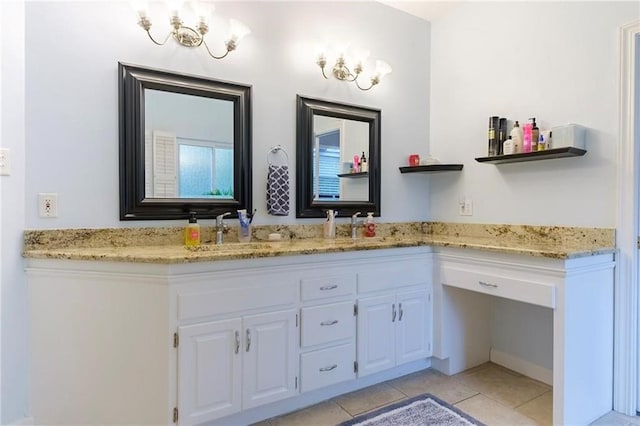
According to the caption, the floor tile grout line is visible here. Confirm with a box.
[512,389,553,410]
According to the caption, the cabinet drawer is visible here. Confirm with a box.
[301,301,355,347]
[440,266,555,308]
[301,343,356,392]
[301,274,356,301]
[358,260,429,293]
[177,279,297,321]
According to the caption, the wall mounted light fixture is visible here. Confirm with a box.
[132,0,250,60]
[316,46,392,91]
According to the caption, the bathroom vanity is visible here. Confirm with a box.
[23,225,615,425]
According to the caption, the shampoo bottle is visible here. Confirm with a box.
[184,212,201,246]
[503,136,515,155]
[523,122,533,153]
[537,134,547,151]
[530,118,540,148]
[360,152,368,173]
[510,121,523,153]
[364,212,376,238]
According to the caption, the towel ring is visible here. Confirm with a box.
[267,145,289,166]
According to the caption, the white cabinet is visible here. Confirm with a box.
[178,310,298,426]
[26,247,433,426]
[178,319,242,426]
[357,289,431,377]
[242,310,298,409]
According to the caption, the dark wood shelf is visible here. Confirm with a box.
[399,164,464,174]
[337,171,368,178]
[475,147,587,164]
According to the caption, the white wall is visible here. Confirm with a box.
[429,1,638,227]
[25,1,431,229]
[1,0,27,423]
[429,1,638,373]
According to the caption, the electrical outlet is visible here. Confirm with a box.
[459,197,473,216]
[39,193,58,218]
[0,148,10,176]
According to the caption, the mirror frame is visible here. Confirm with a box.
[119,62,252,220]
[296,95,381,218]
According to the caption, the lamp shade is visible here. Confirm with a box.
[228,19,251,43]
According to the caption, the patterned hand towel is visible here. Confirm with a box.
[267,164,290,215]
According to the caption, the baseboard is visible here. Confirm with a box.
[490,348,553,386]
[9,416,34,426]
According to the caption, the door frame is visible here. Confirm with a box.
[615,19,640,416]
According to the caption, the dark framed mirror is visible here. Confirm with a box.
[119,62,252,220]
[296,96,381,218]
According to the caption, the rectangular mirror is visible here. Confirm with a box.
[119,63,252,220]
[296,96,381,218]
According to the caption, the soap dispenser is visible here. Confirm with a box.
[323,210,336,239]
[184,212,201,246]
[364,212,376,238]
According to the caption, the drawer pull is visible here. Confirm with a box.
[320,320,339,326]
[246,329,251,352]
[234,330,240,354]
[319,364,338,372]
[392,303,397,322]
[320,284,338,291]
[479,281,499,288]
[398,303,403,321]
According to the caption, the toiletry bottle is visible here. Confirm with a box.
[498,118,507,155]
[323,209,336,239]
[364,212,376,238]
[510,121,523,153]
[184,212,201,246]
[523,122,533,153]
[488,116,499,156]
[503,136,514,155]
[530,118,539,150]
[360,152,368,173]
[237,209,251,242]
[537,134,546,151]
[353,155,360,173]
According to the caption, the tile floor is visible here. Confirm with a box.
[258,362,640,426]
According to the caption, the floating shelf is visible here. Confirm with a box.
[475,147,587,164]
[337,171,368,178]
[399,164,464,174]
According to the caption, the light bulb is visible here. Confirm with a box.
[374,59,392,80]
[131,0,149,19]
[190,0,214,26]
[166,0,184,18]
[228,19,251,43]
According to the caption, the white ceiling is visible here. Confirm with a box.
[377,1,463,21]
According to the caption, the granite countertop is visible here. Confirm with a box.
[22,222,616,264]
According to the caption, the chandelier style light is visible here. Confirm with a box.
[132,0,251,60]
[316,45,392,91]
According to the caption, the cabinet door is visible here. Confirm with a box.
[242,309,299,409]
[396,289,431,365]
[178,318,242,426]
[357,294,396,377]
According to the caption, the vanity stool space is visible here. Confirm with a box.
[431,247,615,426]
[26,247,433,426]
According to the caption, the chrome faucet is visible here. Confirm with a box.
[351,212,362,239]
[215,212,231,244]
